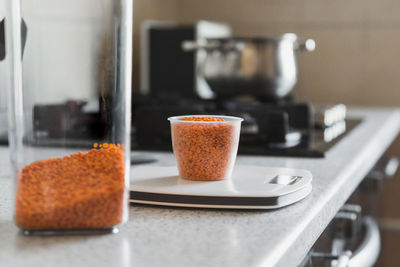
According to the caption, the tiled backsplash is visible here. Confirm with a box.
[2,0,398,110]
[2,0,397,107]
[134,0,400,106]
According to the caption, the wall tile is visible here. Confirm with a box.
[369,0,400,23]
[294,28,369,105]
[356,27,400,106]
[176,0,304,25]
[177,0,242,24]
[135,0,179,21]
[231,21,303,37]
[303,0,369,23]
[238,0,304,24]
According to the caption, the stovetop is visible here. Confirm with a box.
[132,97,360,158]
[0,97,361,158]
[131,119,360,158]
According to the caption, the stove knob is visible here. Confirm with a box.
[359,156,399,194]
[368,156,399,180]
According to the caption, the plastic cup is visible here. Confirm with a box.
[168,115,243,181]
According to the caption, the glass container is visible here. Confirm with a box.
[168,115,243,181]
[5,0,133,234]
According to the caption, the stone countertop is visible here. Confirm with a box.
[0,108,399,267]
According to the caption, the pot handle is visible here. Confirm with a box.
[182,40,217,51]
[296,38,316,52]
[182,40,244,52]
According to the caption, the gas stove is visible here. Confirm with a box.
[0,95,358,159]
[132,95,359,158]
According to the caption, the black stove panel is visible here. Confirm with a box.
[0,95,359,159]
[132,96,360,158]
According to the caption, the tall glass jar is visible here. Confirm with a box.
[5,0,132,234]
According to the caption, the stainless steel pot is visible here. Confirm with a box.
[182,33,315,99]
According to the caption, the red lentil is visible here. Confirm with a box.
[15,144,125,230]
[180,117,225,122]
[172,117,235,181]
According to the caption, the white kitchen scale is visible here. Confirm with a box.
[130,165,312,209]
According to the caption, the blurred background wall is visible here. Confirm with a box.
[132,0,400,266]
[133,0,400,106]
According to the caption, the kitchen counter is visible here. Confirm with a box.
[0,108,399,267]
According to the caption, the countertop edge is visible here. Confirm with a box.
[274,109,400,267]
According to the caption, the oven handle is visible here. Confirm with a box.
[348,216,381,267]
[336,251,352,267]
[310,216,380,267]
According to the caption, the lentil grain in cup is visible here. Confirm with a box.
[168,115,243,181]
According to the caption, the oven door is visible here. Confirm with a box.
[301,156,399,267]
[305,211,381,267]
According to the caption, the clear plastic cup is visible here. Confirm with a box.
[168,115,243,181]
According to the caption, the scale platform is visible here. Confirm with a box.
[130,165,312,209]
